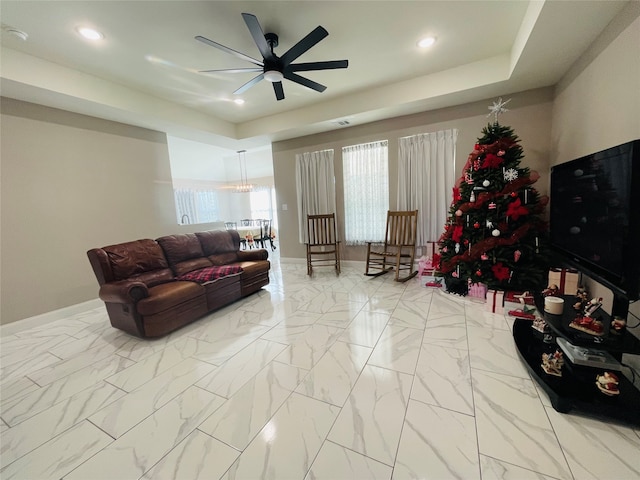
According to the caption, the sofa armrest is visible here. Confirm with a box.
[99,280,149,303]
[237,249,269,262]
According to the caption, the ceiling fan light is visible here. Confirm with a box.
[264,70,284,83]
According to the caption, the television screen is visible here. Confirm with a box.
[549,139,640,301]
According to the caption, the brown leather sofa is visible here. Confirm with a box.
[87,229,270,338]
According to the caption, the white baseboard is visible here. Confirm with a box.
[0,298,103,337]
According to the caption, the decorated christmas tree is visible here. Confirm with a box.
[437,99,549,295]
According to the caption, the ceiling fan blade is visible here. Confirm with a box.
[288,60,349,72]
[273,82,285,101]
[195,35,263,66]
[280,26,328,66]
[199,67,264,74]
[242,13,274,61]
[233,73,265,94]
[284,71,326,93]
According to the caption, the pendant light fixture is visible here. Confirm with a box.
[235,149,255,193]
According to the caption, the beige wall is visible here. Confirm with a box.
[0,98,221,325]
[273,88,553,261]
[550,2,640,315]
[552,2,640,166]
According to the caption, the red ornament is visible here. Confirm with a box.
[481,253,489,261]
[473,222,480,229]
[510,191,518,198]
[514,250,522,262]
[463,239,469,245]
[453,186,461,202]
[442,246,448,253]
[475,270,482,276]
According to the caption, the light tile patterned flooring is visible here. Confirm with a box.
[2,257,640,479]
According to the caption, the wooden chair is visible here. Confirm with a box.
[306,213,340,276]
[365,210,418,282]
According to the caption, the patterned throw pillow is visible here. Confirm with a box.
[177,265,242,284]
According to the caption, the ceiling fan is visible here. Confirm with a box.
[196,13,348,101]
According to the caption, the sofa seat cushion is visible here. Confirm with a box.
[137,281,204,316]
[177,265,243,285]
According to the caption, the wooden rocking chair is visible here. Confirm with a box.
[365,210,418,282]
[306,213,341,276]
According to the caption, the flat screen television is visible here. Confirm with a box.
[549,139,640,316]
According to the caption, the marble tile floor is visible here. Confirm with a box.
[1,258,640,480]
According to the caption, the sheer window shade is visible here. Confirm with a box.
[398,129,457,246]
[342,140,389,245]
[295,150,336,243]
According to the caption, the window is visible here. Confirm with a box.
[174,188,219,224]
[249,186,278,228]
[342,140,389,245]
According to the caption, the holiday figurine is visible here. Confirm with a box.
[541,350,564,377]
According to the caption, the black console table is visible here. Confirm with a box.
[512,294,640,427]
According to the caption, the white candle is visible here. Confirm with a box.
[545,296,564,315]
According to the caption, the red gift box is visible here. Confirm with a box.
[504,291,535,305]
[485,289,504,313]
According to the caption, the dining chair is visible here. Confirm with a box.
[365,210,418,282]
[257,219,276,251]
[306,213,340,276]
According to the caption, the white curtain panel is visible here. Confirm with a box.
[174,189,198,224]
[398,129,457,246]
[343,140,389,245]
[295,149,336,243]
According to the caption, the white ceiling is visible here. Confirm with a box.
[0,1,630,163]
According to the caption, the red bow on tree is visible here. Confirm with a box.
[452,225,463,243]
[506,198,529,221]
[482,153,504,169]
[492,262,510,281]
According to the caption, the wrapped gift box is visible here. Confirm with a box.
[548,268,579,295]
[504,290,535,305]
[419,268,445,288]
[486,289,505,313]
[468,282,487,300]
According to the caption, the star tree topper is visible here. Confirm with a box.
[487,97,511,123]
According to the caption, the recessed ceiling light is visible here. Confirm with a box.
[234,98,245,105]
[76,27,103,40]
[417,36,436,48]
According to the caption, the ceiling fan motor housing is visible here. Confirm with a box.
[264,32,279,49]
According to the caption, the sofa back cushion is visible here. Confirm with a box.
[196,230,240,256]
[157,233,212,276]
[102,239,174,286]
